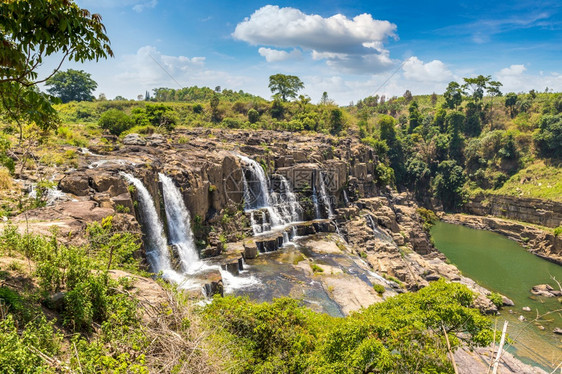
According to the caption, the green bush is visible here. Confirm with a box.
[373,284,385,295]
[204,280,494,373]
[248,108,260,124]
[98,109,133,135]
[487,292,503,309]
[554,226,562,237]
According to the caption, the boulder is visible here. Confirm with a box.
[553,327,562,335]
[59,174,90,196]
[243,240,258,259]
[123,133,146,146]
[90,173,128,197]
[502,296,515,306]
[522,306,531,312]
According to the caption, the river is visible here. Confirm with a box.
[431,221,562,371]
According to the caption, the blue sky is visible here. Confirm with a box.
[39,0,562,104]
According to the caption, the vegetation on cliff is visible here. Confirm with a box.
[0,218,495,373]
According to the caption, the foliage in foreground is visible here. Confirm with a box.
[204,280,494,374]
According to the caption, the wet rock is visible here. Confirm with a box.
[59,174,90,196]
[553,327,562,335]
[502,296,515,306]
[531,284,557,297]
[196,269,223,297]
[522,306,531,312]
[518,315,526,322]
[537,325,545,330]
[221,261,240,276]
[243,240,258,259]
[123,133,146,146]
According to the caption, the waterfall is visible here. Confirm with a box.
[120,172,172,274]
[312,183,321,219]
[239,155,272,210]
[159,173,201,273]
[318,172,334,219]
[365,214,394,243]
[343,190,349,206]
[280,175,302,222]
[238,155,302,233]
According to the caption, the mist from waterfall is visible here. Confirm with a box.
[159,173,201,273]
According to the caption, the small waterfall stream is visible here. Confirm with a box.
[318,172,334,219]
[120,172,173,275]
[238,155,303,235]
[159,173,201,273]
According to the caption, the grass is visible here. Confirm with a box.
[479,161,562,202]
[310,263,324,273]
[0,167,13,190]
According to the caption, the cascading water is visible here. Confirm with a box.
[238,155,302,234]
[279,175,302,222]
[318,171,334,219]
[343,189,350,206]
[159,173,201,273]
[365,214,394,243]
[120,172,173,276]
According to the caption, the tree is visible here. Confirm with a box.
[268,74,304,101]
[45,69,97,103]
[463,75,490,103]
[534,114,562,159]
[98,109,133,136]
[443,81,463,109]
[403,89,413,103]
[505,93,518,117]
[210,94,220,122]
[408,101,421,133]
[329,108,345,135]
[434,160,466,210]
[0,0,112,139]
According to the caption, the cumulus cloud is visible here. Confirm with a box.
[233,5,397,74]
[498,64,526,76]
[258,48,302,62]
[494,64,562,93]
[402,57,454,82]
[117,46,205,87]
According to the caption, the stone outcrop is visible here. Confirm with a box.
[465,193,562,228]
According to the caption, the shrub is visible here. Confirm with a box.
[487,292,503,309]
[310,263,324,273]
[373,284,385,295]
[554,226,562,237]
[99,109,133,135]
[204,280,494,373]
[248,108,260,124]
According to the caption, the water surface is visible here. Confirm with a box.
[431,221,562,370]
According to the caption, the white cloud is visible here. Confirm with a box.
[132,0,157,12]
[495,64,562,93]
[116,46,205,87]
[402,56,454,82]
[498,64,526,76]
[258,48,302,62]
[233,5,397,74]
